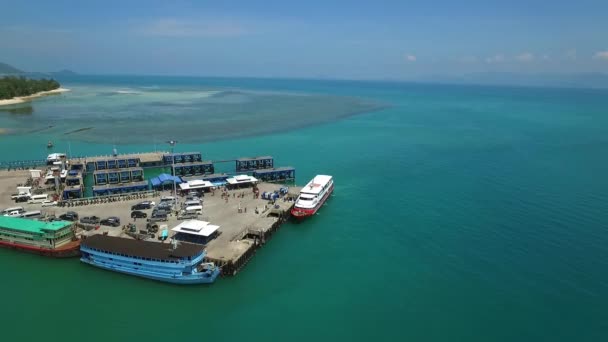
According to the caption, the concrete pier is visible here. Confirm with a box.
[0,169,301,277]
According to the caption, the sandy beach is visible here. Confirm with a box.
[0,87,70,106]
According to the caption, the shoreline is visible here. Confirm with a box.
[0,88,71,106]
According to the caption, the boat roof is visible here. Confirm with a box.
[172,220,219,237]
[301,175,333,194]
[0,216,72,235]
[81,235,203,260]
[47,153,66,159]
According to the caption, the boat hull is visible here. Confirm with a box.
[0,239,80,258]
[80,258,221,285]
[291,183,334,219]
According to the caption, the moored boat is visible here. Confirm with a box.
[80,235,220,284]
[291,175,334,219]
[46,153,66,165]
[0,216,80,257]
[47,141,53,149]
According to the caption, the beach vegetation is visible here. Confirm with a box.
[0,76,61,100]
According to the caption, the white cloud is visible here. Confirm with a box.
[134,18,249,37]
[541,54,550,61]
[593,51,608,60]
[485,54,505,64]
[515,52,534,62]
[404,54,416,62]
[459,56,478,63]
[565,49,577,60]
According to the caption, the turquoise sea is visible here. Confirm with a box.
[1,76,608,341]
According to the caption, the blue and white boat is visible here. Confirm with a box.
[80,235,220,284]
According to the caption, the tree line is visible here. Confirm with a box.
[0,76,61,100]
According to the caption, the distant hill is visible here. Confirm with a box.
[0,62,78,77]
[421,72,608,89]
[0,62,24,74]
[50,69,78,76]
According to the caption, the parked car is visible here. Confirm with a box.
[80,216,101,225]
[160,196,176,204]
[100,216,121,227]
[59,211,78,221]
[157,201,172,209]
[177,211,199,220]
[131,201,154,211]
[131,210,147,219]
[41,200,58,207]
[185,195,202,202]
[11,193,30,200]
[152,208,171,216]
[14,195,30,203]
[147,213,168,222]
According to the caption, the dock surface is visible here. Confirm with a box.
[0,170,300,276]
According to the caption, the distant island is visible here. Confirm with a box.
[0,61,74,106]
[0,76,69,106]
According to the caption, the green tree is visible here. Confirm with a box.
[0,76,61,100]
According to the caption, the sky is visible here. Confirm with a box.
[1,0,608,80]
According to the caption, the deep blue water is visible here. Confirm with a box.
[1,76,608,341]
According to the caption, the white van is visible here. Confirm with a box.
[160,196,176,204]
[2,207,25,215]
[22,210,42,219]
[183,200,201,208]
[185,205,203,214]
[28,194,49,204]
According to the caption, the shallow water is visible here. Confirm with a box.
[0,75,384,144]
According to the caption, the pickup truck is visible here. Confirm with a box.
[11,193,30,200]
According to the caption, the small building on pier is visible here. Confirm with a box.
[236,156,273,172]
[182,173,230,186]
[179,179,214,194]
[171,220,220,245]
[225,175,258,190]
[253,167,296,182]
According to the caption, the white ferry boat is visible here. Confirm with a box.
[291,175,334,219]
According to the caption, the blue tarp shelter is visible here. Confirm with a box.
[150,173,183,188]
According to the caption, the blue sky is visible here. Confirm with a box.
[1,0,607,79]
